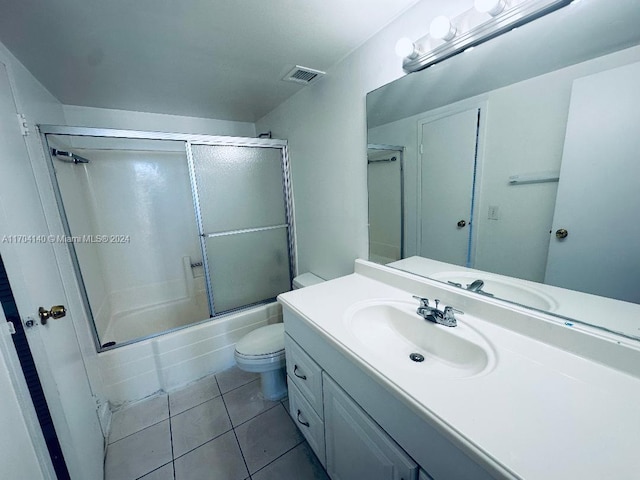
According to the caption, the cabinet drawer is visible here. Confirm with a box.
[288,379,326,467]
[285,334,323,418]
[324,373,418,480]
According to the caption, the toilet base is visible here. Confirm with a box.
[260,367,287,401]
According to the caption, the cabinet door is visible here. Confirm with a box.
[323,374,418,480]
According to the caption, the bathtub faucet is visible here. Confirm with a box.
[412,296,462,327]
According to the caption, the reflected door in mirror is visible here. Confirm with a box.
[545,61,640,303]
[420,108,481,267]
[367,146,403,264]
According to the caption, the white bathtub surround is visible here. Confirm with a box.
[99,303,283,404]
[278,260,640,479]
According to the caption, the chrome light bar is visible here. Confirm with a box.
[402,0,574,73]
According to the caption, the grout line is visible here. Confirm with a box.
[249,439,306,477]
[108,414,170,446]
[218,375,261,396]
[134,460,174,480]
[108,394,170,445]
[218,375,252,478]
[170,391,223,418]
[229,402,282,429]
[167,373,223,415]
[167,396,176,480]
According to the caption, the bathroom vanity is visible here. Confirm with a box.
[278,260,640,479]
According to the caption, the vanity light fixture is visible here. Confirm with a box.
[395,37,421,59]
[474,0,508,16]
[429,16,457,41]
[399,0,573,73]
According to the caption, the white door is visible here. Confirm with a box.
[0,317,55,480]
[544,61,640,303]
[0,62,104,479]
[419,108,480,266]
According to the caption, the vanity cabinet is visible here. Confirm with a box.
[283,307,496,480]
[285,333,419,480]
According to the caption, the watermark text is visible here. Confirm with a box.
[2,234,131,244]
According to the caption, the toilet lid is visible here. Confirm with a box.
[235,323,285,356]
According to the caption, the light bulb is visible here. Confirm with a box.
[430,16,457,41]
[395,37,419,59]
[474,0,507,16]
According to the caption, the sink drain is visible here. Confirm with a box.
[409,353,424,362]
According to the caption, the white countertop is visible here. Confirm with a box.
[278,261,640,479]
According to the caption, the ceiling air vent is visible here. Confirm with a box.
[283,65,326,85]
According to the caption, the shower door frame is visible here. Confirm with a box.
[38,125,296,352]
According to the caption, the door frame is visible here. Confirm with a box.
[416,97,488,268]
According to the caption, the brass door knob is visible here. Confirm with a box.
[555,228,568,239]
[457,220,467,228]
[38,305,66,325]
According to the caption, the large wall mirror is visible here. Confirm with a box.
[366,0,640,339]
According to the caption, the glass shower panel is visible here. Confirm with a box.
[204,228,291,312]
[189,143,292,314]
[190,145,287,233]
[45,135,206,348]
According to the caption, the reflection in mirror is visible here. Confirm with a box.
[367,145,404,264]
[366,0,640,339]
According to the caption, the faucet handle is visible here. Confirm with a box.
[412,295,429,308]
[443,306,464,316]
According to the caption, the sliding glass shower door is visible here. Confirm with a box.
[188,143,293,314]
[39,126,295,351]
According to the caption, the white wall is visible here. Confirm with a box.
[63,104,256,137]
[256,0,471,280]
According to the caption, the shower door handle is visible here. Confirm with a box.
[38,305,66,325]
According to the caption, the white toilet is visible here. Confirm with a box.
[234,273,324,400]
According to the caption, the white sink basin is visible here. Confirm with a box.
[430,271,558,311]
[344,300,495,379]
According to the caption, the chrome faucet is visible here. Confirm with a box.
[412,296,462,327]
[466,279,494,297]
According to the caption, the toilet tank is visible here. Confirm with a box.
[292,273,324,289]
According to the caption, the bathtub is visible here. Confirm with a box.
[97,302,282,405]
[101,291,210,345]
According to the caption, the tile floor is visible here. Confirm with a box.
[104,366,329,480]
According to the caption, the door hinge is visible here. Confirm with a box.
[16,113,29,136]
[7,321,16,335]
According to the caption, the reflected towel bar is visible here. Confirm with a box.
[368,156,397,164]
[508,171,559,185]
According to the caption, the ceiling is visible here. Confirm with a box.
[0,0,421,122]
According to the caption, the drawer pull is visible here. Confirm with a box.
[296,409,310,427]
[293,365,307,380]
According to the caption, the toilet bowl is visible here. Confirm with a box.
[234,273,324,401]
